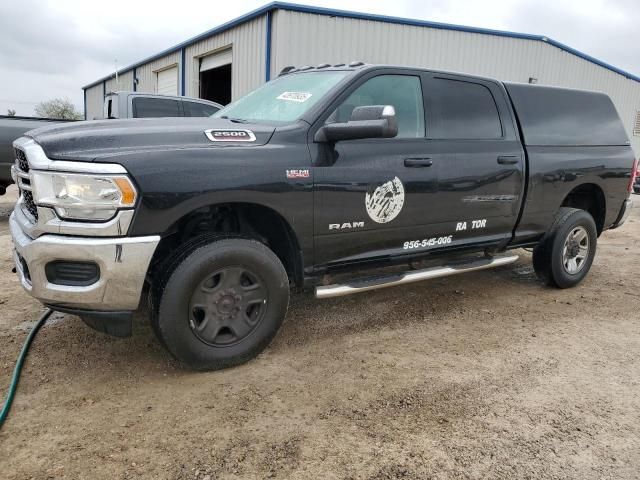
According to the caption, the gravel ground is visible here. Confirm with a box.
[1,184,639,479]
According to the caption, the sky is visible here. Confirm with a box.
[0,0,638,116]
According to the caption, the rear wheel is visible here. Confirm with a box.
[154,237,289,370]
[532,207,597,288]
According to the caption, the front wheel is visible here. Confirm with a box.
[532,207,597,289]
[154,237,290,370]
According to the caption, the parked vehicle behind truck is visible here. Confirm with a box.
[102,91,222,120]
[9,63,636,370]
[0,116,74,195]
[1,94,223,194]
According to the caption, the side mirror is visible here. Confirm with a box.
[314,105,398,143]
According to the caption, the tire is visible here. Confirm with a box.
[153,237,289,370]
[532,207,597,289]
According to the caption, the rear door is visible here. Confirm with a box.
[423,73,525,247]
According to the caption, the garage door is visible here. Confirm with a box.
[156,66,178,95]
[200,49,232,72]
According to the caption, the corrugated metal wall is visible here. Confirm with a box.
[105,70,134,94]
[271,10,640,153]
[184,16,266,99]
[85,71,135,119]
[84,84,104,120]
[84,16,266,119]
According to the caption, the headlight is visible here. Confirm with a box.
[31,171,137,221]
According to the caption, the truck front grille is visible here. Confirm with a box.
[14,147,38,221]
[22,191,38,219]
[15,147,29,172]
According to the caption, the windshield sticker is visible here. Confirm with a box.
[204,129,256,142]
[277,92,312,103]
[286,169,310,179]
[365,177,405,224]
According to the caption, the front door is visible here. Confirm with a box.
[311,72,442,267]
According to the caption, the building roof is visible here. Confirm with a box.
[82,1,640,90]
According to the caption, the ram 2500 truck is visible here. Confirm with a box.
[9,63,636,370]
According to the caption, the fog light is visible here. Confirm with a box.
[45,261,100,287]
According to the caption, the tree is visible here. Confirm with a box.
[34,98,83,120]
[7,109,16,117]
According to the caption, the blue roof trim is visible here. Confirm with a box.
[541,36,640,82]
[82,1,640,90]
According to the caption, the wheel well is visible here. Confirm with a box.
[151,203,303,288]
[561,184,606,235]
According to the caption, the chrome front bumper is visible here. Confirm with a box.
[10,212,160,310]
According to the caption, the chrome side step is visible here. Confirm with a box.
[315,255,519,299]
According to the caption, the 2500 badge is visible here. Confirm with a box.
[403,236,453,250]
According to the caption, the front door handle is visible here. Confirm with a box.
[404,158,433,168]
[497,155,519,165]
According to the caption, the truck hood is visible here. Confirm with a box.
[25,117,276,162]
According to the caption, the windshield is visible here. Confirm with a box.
[212,71,349,124]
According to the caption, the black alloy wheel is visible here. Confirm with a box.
[153,236,290,370]
[189,266,268,346]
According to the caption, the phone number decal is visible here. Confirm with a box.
[403,236,453,250]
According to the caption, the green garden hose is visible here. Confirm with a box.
[0,308,52,429]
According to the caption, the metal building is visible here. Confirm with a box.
[83,1,640,153]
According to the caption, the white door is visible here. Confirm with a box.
[200,49,232,72]
[156,66,178,95]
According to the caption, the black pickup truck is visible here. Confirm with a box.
[9,63,636,370]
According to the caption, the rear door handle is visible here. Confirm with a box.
[404,158,433,168]
[497,155,519,165]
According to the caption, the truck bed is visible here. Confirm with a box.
[503,83,635,244]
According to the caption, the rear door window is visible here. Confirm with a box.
[183,101,221,117]
[327,74,425,138]
[427,78,503,139]
[132,97,182,118]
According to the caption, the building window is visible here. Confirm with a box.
[634,111,640,137]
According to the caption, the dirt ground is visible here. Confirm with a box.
[1,183,639,479]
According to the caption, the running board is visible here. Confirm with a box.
[315,255,519,299]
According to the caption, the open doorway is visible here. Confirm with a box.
[200,63,232,106]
